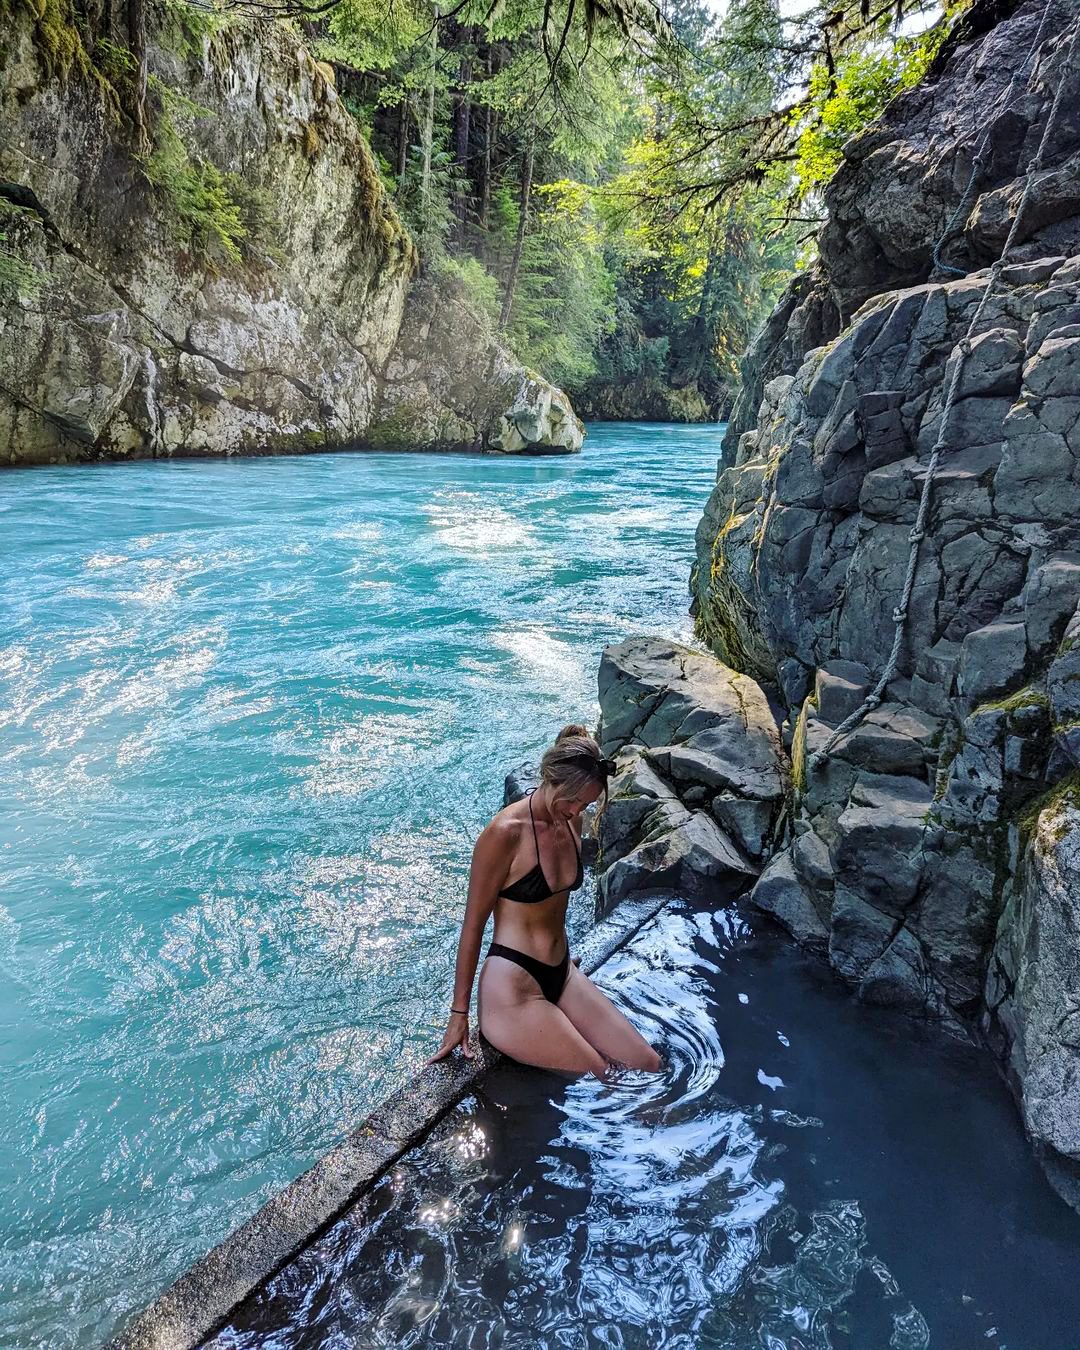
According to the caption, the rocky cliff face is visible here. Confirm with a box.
[690,0,1080,1202]
[574,379,713,424]
[0,3,583,464]
[595,637,788,917]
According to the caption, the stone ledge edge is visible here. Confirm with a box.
[106,888,678,1350]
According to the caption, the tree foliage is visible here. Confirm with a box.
[27,0,965,415]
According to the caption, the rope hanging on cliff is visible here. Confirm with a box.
[809,4,1080,775]
[932,0,1059,277]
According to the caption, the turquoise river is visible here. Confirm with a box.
[0,425,717,1347]
[5,424,1080,1350]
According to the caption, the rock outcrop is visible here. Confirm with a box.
[595,636,788,915]
[0,4,583,464]
[370,280,583,454]
[574,378,713,424]
[691,0,1080,1198]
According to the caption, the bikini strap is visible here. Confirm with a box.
[526,789,542,864]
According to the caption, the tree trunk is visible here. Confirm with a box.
[478,45,499,257]
[452,53,472,233]
[499,126,534,331]
[420,13,439,243]
[479,103,493,236]
[397,97,410,184]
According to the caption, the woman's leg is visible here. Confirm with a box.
[479,956,608,1077]
[556,962,664,1071]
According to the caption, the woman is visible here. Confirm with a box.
[427,725,664,1078]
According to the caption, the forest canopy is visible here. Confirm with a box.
[80,0,966,418]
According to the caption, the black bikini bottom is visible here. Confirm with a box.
[486,941,570,1004]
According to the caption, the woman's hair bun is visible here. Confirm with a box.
[555,723,591,742]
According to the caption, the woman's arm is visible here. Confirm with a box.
[425,819,511,1064]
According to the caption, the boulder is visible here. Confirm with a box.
[833,775,930,915]
[814,660,871,726]
[597,807,755,918]
[503,762,538,805]
[599,752,686,871]
[598,637,786,802]
[1021,556,1080,657]
[488,372,584,454]
[750,849,829,955]
[958,622,1029,706]
[595,637,788,913]
[831,703,940,778]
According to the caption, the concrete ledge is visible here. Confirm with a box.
[106,889,678,1350]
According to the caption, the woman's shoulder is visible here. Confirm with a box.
[490,797,527,833]
[476,800,525,848]
[470,802,524,877]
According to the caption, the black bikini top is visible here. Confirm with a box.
[498,789,584,903]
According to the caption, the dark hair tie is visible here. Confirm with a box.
[571,752,616,780]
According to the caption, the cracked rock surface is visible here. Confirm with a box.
[595,636,788,915]
[0,11,582,463]
[688,0,1080,1201]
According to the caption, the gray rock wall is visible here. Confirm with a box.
[0,5,582,464]
[595,636,788,916]
[718,0,1080,467]
[691,0,1080,1196]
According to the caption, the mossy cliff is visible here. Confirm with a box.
[0,0,583,462]
[690,0,1080,1205]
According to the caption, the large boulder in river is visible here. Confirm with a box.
[370,281,583,455]
[0,11,582,463]
[595,637,788,914]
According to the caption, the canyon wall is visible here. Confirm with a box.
[0,2,582,464]
[690,0,1080,1202]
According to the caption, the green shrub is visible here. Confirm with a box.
[0,201,45,299]
[431,254,501,326]
[795,5,963,198]
[141,76,280,268]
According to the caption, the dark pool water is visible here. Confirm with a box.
[208,900,1080,1350]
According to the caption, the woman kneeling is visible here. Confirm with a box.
[428,724,664,1078]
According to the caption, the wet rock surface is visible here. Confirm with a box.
[689,0,1080,1196]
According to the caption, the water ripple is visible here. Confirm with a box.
[211,901,1080,1350]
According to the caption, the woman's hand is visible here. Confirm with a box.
[426,1010,474,1065]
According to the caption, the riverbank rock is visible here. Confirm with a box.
[574,378,713,423]
[0,10,582,464]
[369,282,583,454]
[594,637,788,915]
[986,785,1080,1206]
[690,0,1080,1199]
